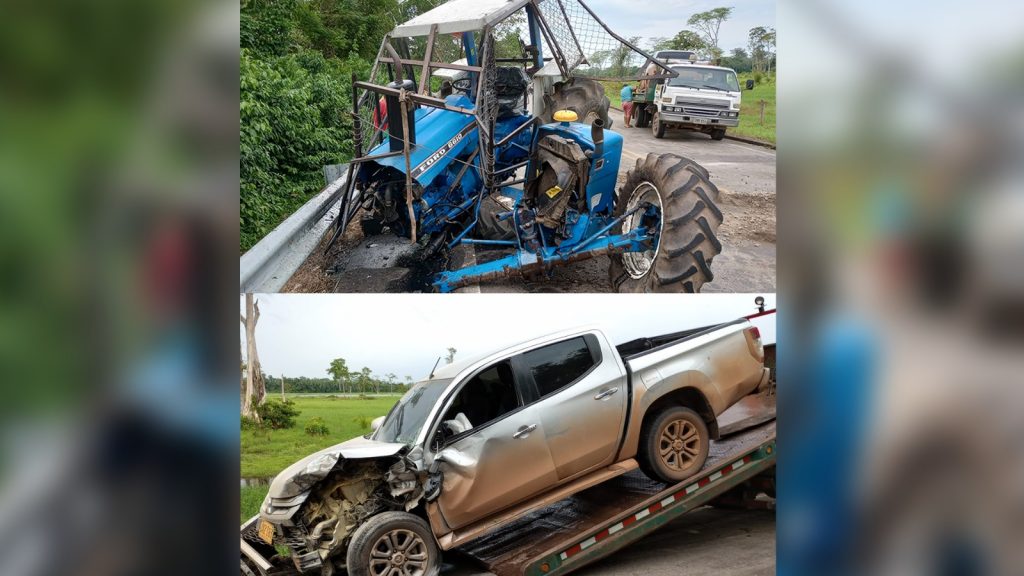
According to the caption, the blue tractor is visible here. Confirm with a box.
[325,0,724,293]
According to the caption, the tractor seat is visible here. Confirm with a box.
[493,66,530,118]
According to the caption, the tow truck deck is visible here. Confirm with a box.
[452,411,775,576]
[244,344,777,576]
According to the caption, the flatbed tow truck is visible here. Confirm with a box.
[243,341,776,576]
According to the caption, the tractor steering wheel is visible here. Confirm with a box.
[451,77,474,94]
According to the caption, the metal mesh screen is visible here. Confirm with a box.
[536,0,668,80]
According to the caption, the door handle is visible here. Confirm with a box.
[594,387,619,400]
[512,424,537,439]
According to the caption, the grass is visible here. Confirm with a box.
[240,395,400,479]
[241,484,271,523]
[732,73,776,145]
[599,75,776,145]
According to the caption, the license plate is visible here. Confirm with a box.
[258,519,275,544]
[691,117,710,125]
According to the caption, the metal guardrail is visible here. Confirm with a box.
[239,166,348,292]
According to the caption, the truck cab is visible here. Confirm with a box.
[647,63,741,140]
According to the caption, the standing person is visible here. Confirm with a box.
[621,83,634,128]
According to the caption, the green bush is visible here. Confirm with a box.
[305,417,330,436]
[256,399,301,429]
[354,415,373,431]
[241,415,260,431]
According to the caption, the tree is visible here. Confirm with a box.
[327,358,350,393]
[588,49,611,71]
[648,37,673,53]
[444,347,457,364]
[720,47,752,73]
[687,7,733,60]
[748,26,776,74]
[667,30,708,55]
[240,294,267,421]
[610,36,642,77]
[357,367,373,393]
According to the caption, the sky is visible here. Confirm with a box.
[241,294,776,380]
[586,0,775,53]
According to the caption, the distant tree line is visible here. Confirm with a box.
[265,373,413,394]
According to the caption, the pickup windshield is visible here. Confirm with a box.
[373,379,452,444]
[668,67,739,92]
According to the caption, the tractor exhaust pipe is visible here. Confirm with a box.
[591,118,604,159]
[385,79,416,152]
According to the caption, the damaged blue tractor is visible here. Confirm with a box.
[325,0,724,293]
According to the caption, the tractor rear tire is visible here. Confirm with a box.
[544,77,611,127]
[609,154,723,293]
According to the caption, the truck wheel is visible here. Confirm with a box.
[544,77,611,126]
[710,128,726,141]
[639,406,710,483]
[347,512,439,576]
[651,111,666,138]
[609,154,723,293]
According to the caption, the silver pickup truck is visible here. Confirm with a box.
[242,319,769,576]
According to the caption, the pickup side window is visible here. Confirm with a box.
[519,335,601,400]
[435,359,521,446]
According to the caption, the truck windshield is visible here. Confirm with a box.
[372,379,452,445]
[668,67,739,92]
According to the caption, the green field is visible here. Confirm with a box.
[241,395,400,479]
[241,484,270,523]
[732,73,776,145]
[600,75,776,145]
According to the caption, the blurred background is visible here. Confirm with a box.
[0,0,1021,574]
[778,0,1024,574]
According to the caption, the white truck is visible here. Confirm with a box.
[634,58,742,141]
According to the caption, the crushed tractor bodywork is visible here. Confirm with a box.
[316,0,730,293]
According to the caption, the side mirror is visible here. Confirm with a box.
[745,79,755,90]
[370,416,385,432]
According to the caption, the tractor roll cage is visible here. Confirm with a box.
[323,0,677,253]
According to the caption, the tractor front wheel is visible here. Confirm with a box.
[609,154,723,293]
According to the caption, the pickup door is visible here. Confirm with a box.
[518,333,628,480]
[433,332,628,529]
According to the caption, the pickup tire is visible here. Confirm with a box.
[347,511,439,576]
[710,128,726,141]
[639,406,710,483]
[610,154,723,293]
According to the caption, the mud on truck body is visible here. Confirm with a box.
[241,318,769,575]
[321,0,728,293]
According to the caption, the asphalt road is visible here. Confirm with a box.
[472,108,776,293]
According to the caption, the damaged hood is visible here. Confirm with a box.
[268,436,407,499]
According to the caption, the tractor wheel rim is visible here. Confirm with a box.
[621,182,663,280]
[369,529,428,576]
[658,418,700,471]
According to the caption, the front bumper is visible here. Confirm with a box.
[659,111,739,128]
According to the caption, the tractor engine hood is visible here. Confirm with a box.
[369,94,477,186]
[267,436,407,500]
